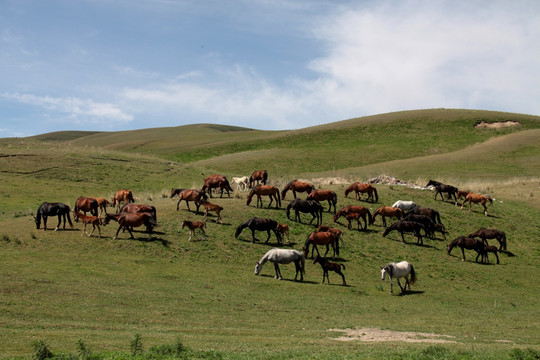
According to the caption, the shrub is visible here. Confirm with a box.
[130,333,144,357]
[32,340,53,360]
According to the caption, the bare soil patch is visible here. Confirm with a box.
[475,121,521,129]
[329,327,457,344]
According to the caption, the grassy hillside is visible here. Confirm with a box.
[0,109,539,359]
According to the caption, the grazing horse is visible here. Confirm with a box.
[307,189,338,214]
[381,261,416,294]
[103,212,157,240]
[235,217,282,244]
[457,190,471,200]
[111,189,134,211]
[382,220,426,245]
[344,182,379,202]
[73,211,102,238]
[303,231,339,259]
[391,200,417,211]
[120,203,157,221]
[254,248,305,281]
[276,223,290,243]
[286,198,323,226]
[447,236,485,262]
[482,245,500,264]
[468,228,507,251]
[403,214,435,238]
[406,206,442,224]
[313,256,347,286]
[246,185,281,208]
[199,200,224,223]
[232,176,249,191]
[170,188,208,212]
[249,170,268,188]
[74,196,99,217]
[281,180,315,200]
[317,226,344,245]
[426,180,458,203]
[181,220,206,241]
[34,202,73,231]
[370,206,403,227]
[202,175,233,198]
[461,192,493,216]
[89,197,110,215]
[333,205,372,230]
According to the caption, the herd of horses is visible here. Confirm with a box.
[34,170,507,294]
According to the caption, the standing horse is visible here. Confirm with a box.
[391,200,417,211]
[202,175,233,198]
[171,188,207,212]
[482,245,500,264]
[181,220,206,241]
[111,189,134,212]
[74,196,99,217]
[120,203,157,221]
[381,261,416,294]
[199,200,224,223]
[254,248,305,281]
[232,176,249,191]
[426,180,458,203]
[235,217,281,244]
[333,205,372,230]
[370,206,403,227]
[73,211,102,238]
[103,212,157,240]
[34,202,73,231]
[461,192,493,216]
[246,185,281,208]
[468,228,507,251]
[307,189,337,214]
[286,198,323,226]
[344,182,379,202]
[313,256,347,286]
[303,231,339,259]
[89,197,110,215]
[406,206,442,224]
[249,170,268,188]
[281,180,315,200]
[382,220,426,245]
[447,236,485,262]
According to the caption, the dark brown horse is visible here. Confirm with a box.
[461,192,493,216]
[170,188,208,212]
[406,206,442,224]
[120,203,157,221]
[482,245,500,264]
[303,231,339,259]
[111,189,134,211]
[344,182,379,202]
[307,189,337,214]
[281,180,315,200]
[235,217,281,244]
[34,202,73,231]
[246,185,281,208]
[333,205,372,230]
[313,256,347,286]
[468,228,507,251]
[370,206,403,227]
[382,220,426,245]
[286,198,323,226]
[202,175,234,198]
[103,212,157,240]
[447,236,485,262]
[74,196,99,217]
[249,170,268,188]
[426,180,458,203]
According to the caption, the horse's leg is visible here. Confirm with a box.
[337,269,346,286]
[382,215,386,227]
[273,263,282,280]
[188,230,193,241]
[265,230,271,244]
[54,215,62,231]
[389,278,393,294]
[461,247,466,261]
[251,228,257,243]
[482,200,488,216]
[400,231,407,244]
[396,278,404,293]
[113,225,123,240]
[494,251,500,264]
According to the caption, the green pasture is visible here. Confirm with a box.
[0,109,539,359]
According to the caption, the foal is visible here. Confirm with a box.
[73,211,102,238]
[313,256,347,286]
[199,200,224,223]
[181,220,206,241]
[276,223,290,243]
[483,245,500,264]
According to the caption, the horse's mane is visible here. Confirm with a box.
[383,263,394,277]
[285,180,297,188]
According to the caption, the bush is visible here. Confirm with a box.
[32,340,53,360]
[148,338,184,357]
[130,334,144,357]
[510,348,540,360]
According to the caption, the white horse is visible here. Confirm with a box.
[381,260,416,294]
[254,248,305,281]
[232,176,249,192]
[391,200,417,211]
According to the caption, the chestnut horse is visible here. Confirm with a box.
[181,220,206,241]
[370,206,403,227]
[461,192,493,216]
[74,196,98,217]
[468,228,507,251]
[170,188,207,212]
[307,189,337,214]
[89,197,110,215]
[303,231,339,259]
[281,180,315,200]
[111,189,134,211]
[103,212,157,240]
[246,185,281,208]
[73,211,102,238]
[199,200,224,223]
[249,170,268,188]
[202,175,234,198]
[344,182,378,202]
[457,190,470,200]
[333,205,372,230]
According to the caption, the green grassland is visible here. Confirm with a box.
[0,109,539,359]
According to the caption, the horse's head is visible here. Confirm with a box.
[34,213,40,229]
[246,190,255,206]
[381,266,388,280]
[332,212,342,222]
[170,188,177,198]
[302,246,309,259]
[254,262,262,275]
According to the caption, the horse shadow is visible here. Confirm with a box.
[398,290,425,296]
[258,274,318,284]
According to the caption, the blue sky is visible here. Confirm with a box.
[1,0,539,137]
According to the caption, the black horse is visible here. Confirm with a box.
[382,220,427,245]
[34,202,73,231]
[286,198,323,226]
[402,213,435,238]
[426,180,458,203]
[405,206,442,225]
[235,217,282,244]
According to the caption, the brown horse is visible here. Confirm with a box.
[171,188,208,212]
[303,231,339,259]
[199,200,224,223]
[457,190,471,200]
[88,197,110,215]
[482,245,500,264]
[202,175,233,198]
[74,196,99,217]
[249,170,268,188]
[313,256,347,286]
[181,220,206,241]
[281,180,315,200]
[447,236,485,262]
[370,206,403,227]
[73,211,102,238]
[111,189,134,211]
[461,192,493,216]
[468,228,507,251]
[383,220,426,245]
[120,203,157,221]
[344,182,379,202]
[246,185,281,208]
[317,225,344,245]
[307,189,337,214]
[333,205,372,230]
[276,223,290,243]
[103,212,157,240]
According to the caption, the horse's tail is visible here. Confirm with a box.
[128,191,135,203]
[501,232,507,250]
[409,264,417,285]
[66,206,73,227]
[300,254,306,274]
[340,264,346,270]
[276,188,282,207]
[373,187,379,202]
[286,202,292,219]
[435,210,442,224]
[487,196,493,205]
[366,208,372,224]
[151,206,157,222]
